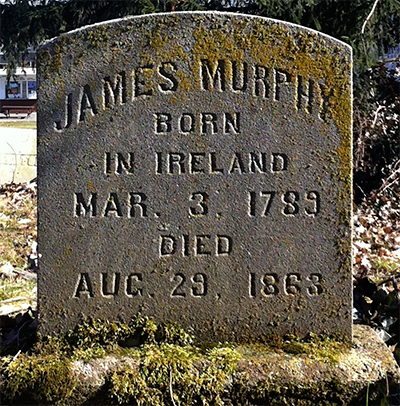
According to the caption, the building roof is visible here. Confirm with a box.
[0,67,36,77]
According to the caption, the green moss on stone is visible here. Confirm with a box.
[2,353,75,404]
[107,343,239,405]
[0,318,359,405]
[239,331,350,365]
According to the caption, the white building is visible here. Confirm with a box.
[0,49,36,101]
[0,67,36,100]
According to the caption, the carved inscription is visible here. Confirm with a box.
[160,234,232,257]
[55,62,179,130]
[74,272,144,298]
[54,58,334,131]
[249,273,323,297]
[154,112,240,134]
[249,191,320,217]
[74,192,148,217]
[171,273,208,297]
[155,152,288,175]
[72,125,323,305]
[105,152,134,174]
[72,98,324,305]
[73,271,210,299]
[75,130,322,265]
[199,59,327,119]
[73,271,323,300]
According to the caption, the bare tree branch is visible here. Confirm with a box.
[362,0,380,34]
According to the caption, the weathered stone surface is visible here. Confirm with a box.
[38,12,352,340]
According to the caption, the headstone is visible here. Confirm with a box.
[38,12,352,340]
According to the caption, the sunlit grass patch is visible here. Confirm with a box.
[0,277,36,302]
[371,257,400,274]
[0,121,36,129]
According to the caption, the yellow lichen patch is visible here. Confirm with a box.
[37,49,52,79]
[192,21,246,90]
[39,36,69,77]
[86,25,111,48]
[190,15,352,140]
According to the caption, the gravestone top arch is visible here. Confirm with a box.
[38,12,352,340]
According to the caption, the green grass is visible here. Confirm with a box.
[0,277,36,301]
[371,257,399,273]
[0,121,36,129]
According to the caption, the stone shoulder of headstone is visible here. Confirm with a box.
[38,12,353,341]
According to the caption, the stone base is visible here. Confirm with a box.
[1,325,399,405]
[234,325,400,405]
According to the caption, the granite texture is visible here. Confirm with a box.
[37,12,353,340]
